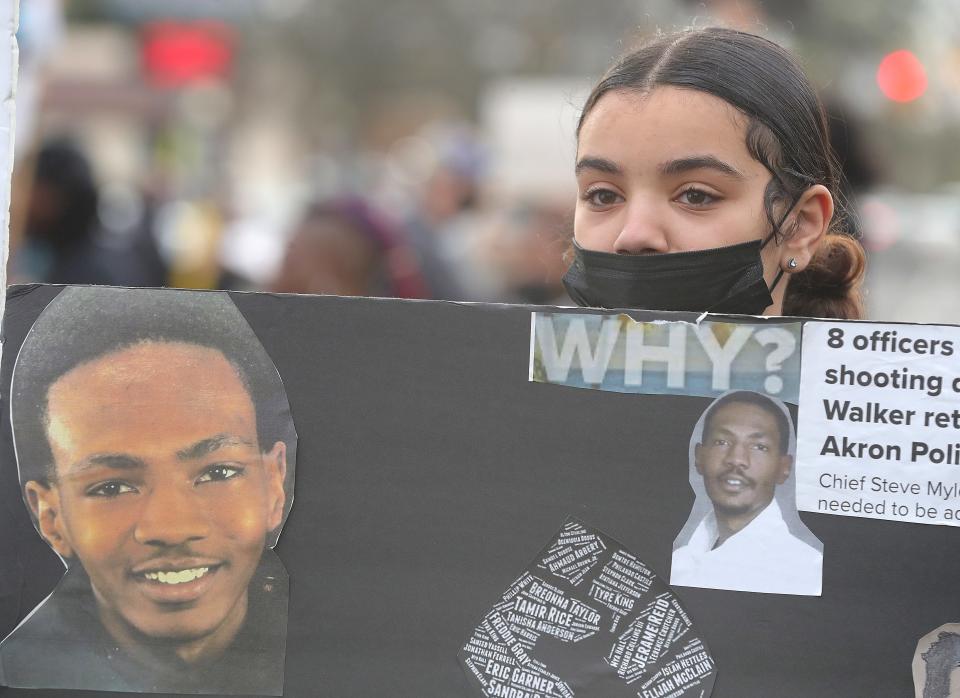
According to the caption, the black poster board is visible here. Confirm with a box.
[0,285,951,697]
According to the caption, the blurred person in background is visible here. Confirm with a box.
[270,197,429,298]
[10,138,167,287]
[485,202,572,306]
[402,125,490,301]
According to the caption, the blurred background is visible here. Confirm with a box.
[10,0,960,321]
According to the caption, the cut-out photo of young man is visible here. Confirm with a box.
[0,287,296,695]
[671,390,822,596]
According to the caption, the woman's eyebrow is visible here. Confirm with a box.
[658,155,745,179]
[575,156,622,176]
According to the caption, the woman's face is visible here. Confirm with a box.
[574,86,784,291]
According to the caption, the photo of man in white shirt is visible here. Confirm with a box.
[671,391,822,596]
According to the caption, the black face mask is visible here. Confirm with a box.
[562,236,784,315]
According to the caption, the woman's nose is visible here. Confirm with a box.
[613,200,670,255]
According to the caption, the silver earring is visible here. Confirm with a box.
[787,258,798,270]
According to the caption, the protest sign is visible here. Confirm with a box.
[0,288,955,697]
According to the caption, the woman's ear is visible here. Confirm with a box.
[779,184,834,272]
[24,480,75,559]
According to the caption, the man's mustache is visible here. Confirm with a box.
[716,467,756,488]
[130,545,224,574]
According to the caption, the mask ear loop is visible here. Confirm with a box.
[768,266,786,293]
[702,193,798,316]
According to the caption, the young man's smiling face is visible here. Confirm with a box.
[27,341,286,652]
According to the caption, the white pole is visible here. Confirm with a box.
[0,0,18,336]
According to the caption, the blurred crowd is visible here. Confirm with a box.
[7,0,960,322]
[6,91,873,311]
[9,0,595,306]
[9,127,573,305]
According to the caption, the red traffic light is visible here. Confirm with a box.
[142,21,234,88]
[876,49,927,103]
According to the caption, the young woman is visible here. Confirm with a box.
[563,27,866,319]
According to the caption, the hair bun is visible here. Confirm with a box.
[782,234,865,318]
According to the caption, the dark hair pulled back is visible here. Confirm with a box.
[578,27,865,319]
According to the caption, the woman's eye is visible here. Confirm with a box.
[583,188,623,208]
[196,464,245,484]
[677,188,717,206]
[86,481,138,498]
